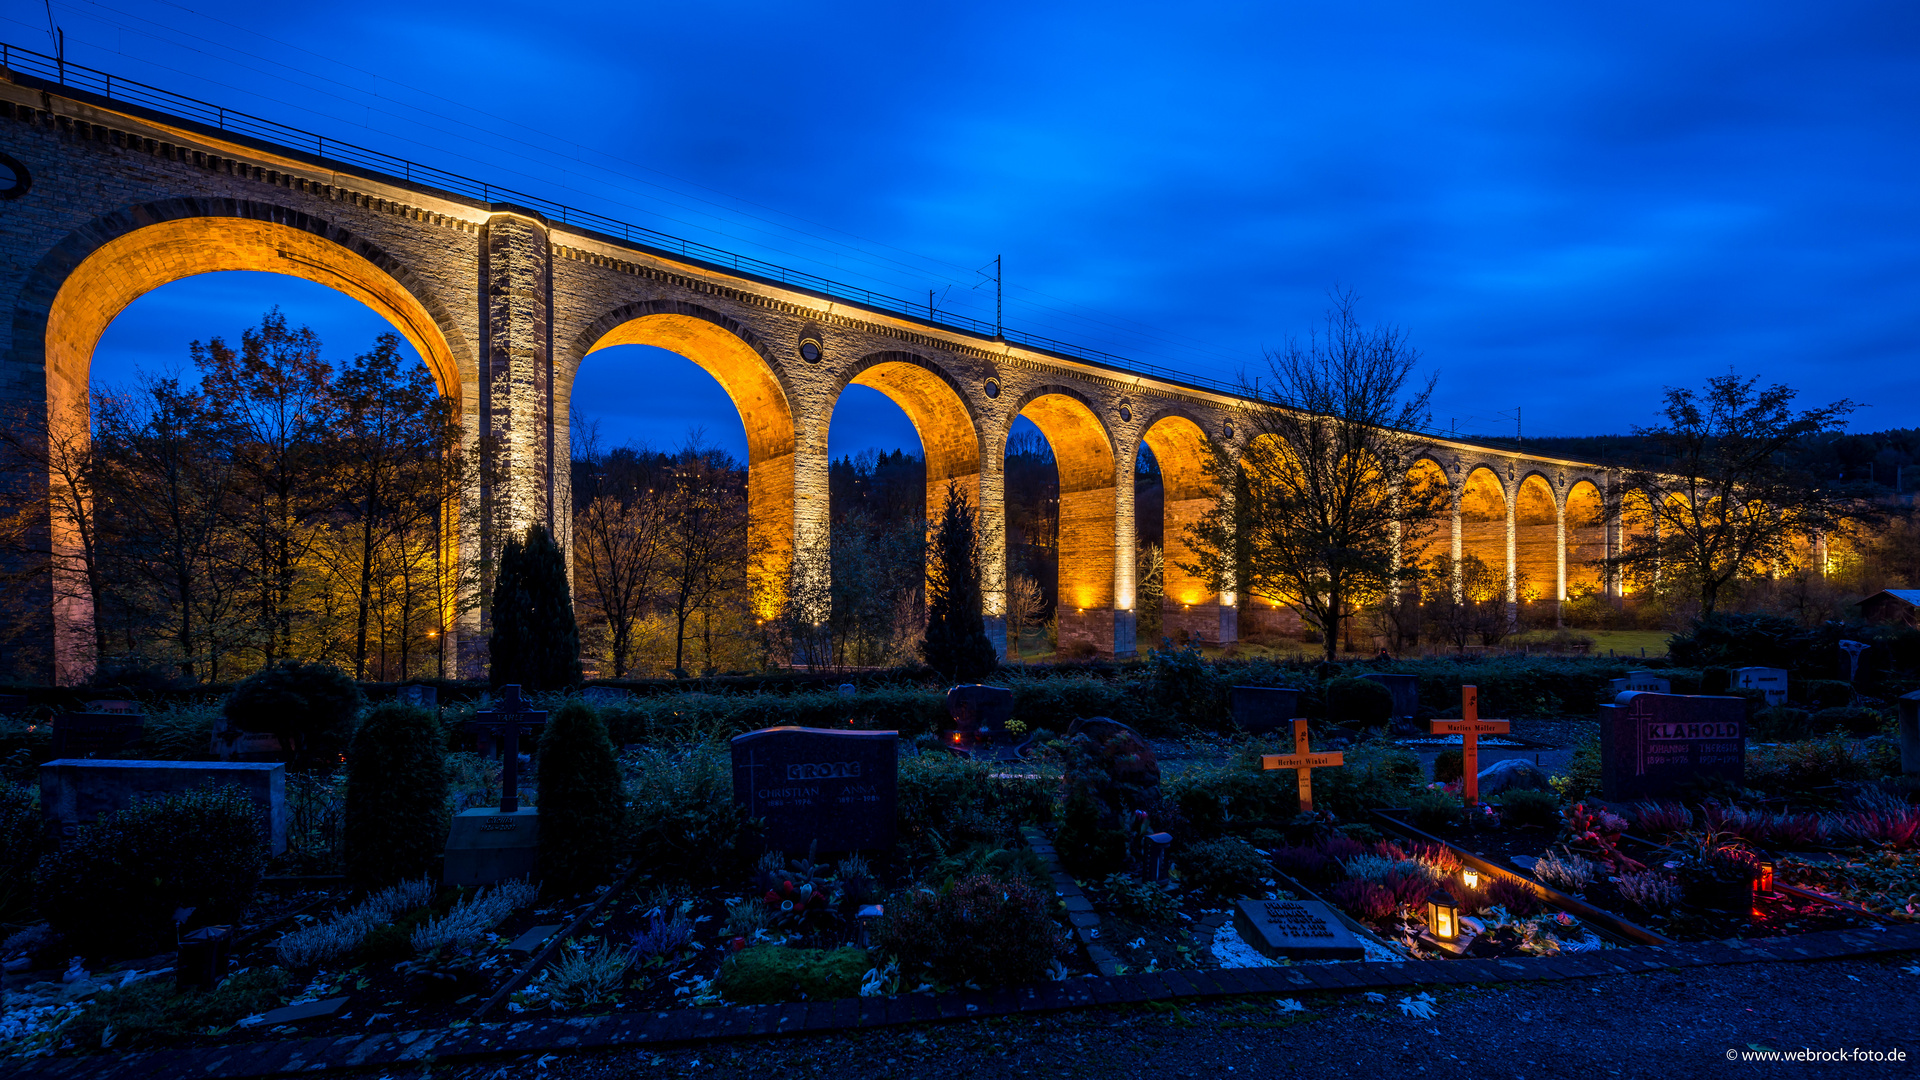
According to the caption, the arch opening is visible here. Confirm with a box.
[1139,413,1225,646]
[1566,480,1606,597]
[1457,466,1511,604]
[1516,474,1556,605]
[583,313,796,624]
[1016,393,1117,655]
[40,215,465,685]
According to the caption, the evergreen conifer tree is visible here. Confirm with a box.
[920,481,998,681]
[535,701,624,894]
[343,702,449,889]
[489,523,582,689]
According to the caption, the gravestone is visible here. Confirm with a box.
[51,713,143,758]
[444,686,546,886]
[1598,692,1745,801]
[1623,671,1671,695]
[946,684,1014,741]
[1361,673,1419,719]
[1899,690,1920,778]
[208,716,286,762]
[1232,898,1364,961]
[1229,686,1301,735]
[731,726,898,853]
[396,684,438,710]
[39,759,286,854]
[1733,667,1789,707]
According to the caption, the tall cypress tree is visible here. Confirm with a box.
[489,523,582,690]
[920,481,997,681]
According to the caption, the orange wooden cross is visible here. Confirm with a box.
[1430,684,1509,804]
[1260,718,1345,813]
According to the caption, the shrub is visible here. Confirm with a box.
[1093,873,1180,922]
[1177,838,1270,897]
[920,482,998,682]
[1325,677,1392,729]
[875,874,1065,987]
[1552,733,1604,801]
[1167,762,1299,840]
[897,754,1038,855]
[35,786,266,957]
[1494,789,1560,830]
[1408,791,1463,830]
[1667,612,1804,669]
[343,703,449,889]
[0,783,44,923]
[1813,707,1883,737]
[56,967,288,1052]
[489,523,583,690]
[535,702,624,895]
[1316,740,1424,819]
[717,945,871,1004]
[1748,735,1897,795]
[621,745,757,881]
[1432,749,1464,785]
[1801,680,1856,710]
[224,660,362,768]
[1750,707,1815,742]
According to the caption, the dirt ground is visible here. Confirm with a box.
[417,953,1919,1080]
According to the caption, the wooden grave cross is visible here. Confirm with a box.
[1429,684,1509,804]
[1260,718,1345,813]
[468,684,547,813]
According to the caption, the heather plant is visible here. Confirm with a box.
[1627,802,1695,837]
[543,938,632,1008]
[272,878,436,968]
[1328,878,1396,921]
[343,703,449,889]
[410,879,539,951]
[535,701,624,895]
[1615,871,1682,913]
[1531,850,1596,893]
[629,908,694,958]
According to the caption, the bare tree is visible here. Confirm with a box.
[1005,573,1045,660]
[1610,371,1859,616]
[661,439,748,677]
[571,420,670,678]
[1185,291,1449,663]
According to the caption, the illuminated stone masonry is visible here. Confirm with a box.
[0,69,1621,682]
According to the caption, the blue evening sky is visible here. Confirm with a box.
[27,0,1918,462]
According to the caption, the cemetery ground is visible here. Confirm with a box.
[3,636,1919,1073]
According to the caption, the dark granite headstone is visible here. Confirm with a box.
[731,726,898,853]
[1233,898,1364,961]
[396,684,438,709]
[1361,674,1419,719]
[1598,692,1745,801]
[1733,667,1789,707]
[40,759,286,853]
[1229,686,1301,735]
[1623,671,1671,695]
[946,684,1014,740]
[51,713,143,758]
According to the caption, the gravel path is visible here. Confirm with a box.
[420,953,1919,1080]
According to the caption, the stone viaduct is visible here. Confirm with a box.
[0,55,1635,683]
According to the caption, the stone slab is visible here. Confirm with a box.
[443,807,539,887]
[1233,898,1365,961]
[39,758,286,854]
[1229,686,1301,735]
[1598,692,1745,801]
[730,726,897,852]
[508,924,562,954]
[259,997,348,1024]
[1732,667,1789,707]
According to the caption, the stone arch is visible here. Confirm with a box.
[1139,409,1221,636]
[1458,465,1510,602]
[19,199,471,412]
[835,350,983,518]
[577,301,797,617]
[1011,385,1118,648]
[1566,479,1606,597]
[1404,457,1454,573]
[1515,472,1557,603]
[20,201,472,683]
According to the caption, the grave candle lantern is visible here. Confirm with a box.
[1461,867,1480,889]
[1426,890,1460,942]
[1754,860,1775,895]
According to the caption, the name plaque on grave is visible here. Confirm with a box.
[731,726,897,852]
[1598,692,1745,801]
[1233,898,1364,961]
[1229,686,1301,735]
